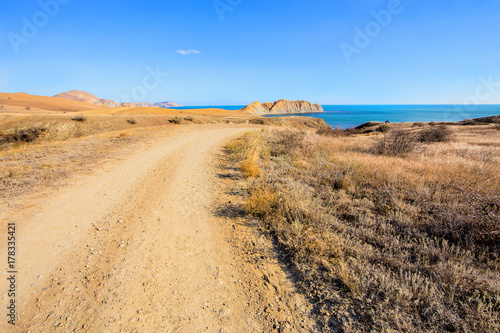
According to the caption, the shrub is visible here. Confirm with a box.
[169,116,183,124]
[412,122,425,127]
[372,129,416,156]
[25,106,31,110]
[0,105,4,109]
[184,116,194,122]
[244,185,277,220]
[71,116,87,122]
[250,118,265,125]
[269,129,305,156]
[0,127,46,144]
[240,158,260,178]
[461,119,489,126]
[226,140,246,161]
[417,125,452,143]
[317,127,341,136]
[317,127,362,137]
[126,118,137,125]
[377,124,391,133]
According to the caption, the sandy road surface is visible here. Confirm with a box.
[0,126,313,332]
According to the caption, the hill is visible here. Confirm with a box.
[54,90,182,108]
[0,92,107,112]
[53,90,120,108]
[154,101,183,108]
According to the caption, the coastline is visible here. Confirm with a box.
[171,104,500,129]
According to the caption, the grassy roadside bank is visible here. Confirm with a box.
[227,123,500,332]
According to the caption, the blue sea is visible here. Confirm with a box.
[174,105,500,129]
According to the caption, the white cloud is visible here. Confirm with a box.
[176,49,201,55]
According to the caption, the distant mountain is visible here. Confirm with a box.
[0,92,108,112]
[54,90,181,108]
[155,101,182,108]
[241,99,323,115]
[120,102,157,108]
[53,90,121,108]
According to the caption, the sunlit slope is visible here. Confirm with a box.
[0,92,108,112]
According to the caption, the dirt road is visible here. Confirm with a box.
[0,126,312,332]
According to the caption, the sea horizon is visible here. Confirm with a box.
[173,104,500,129]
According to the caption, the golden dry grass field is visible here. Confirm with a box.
[227,121,500,332]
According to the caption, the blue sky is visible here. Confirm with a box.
[1,0,499,105]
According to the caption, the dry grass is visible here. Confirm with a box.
[227,124,500,332]
[0,131,142,201]
[0,115,156,201]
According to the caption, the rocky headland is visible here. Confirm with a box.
[241,99,323,115]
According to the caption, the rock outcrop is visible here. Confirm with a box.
[241,99,323,115]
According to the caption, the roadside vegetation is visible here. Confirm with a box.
[227,123,500,332]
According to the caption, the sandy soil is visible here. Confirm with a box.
[0,126,313,332]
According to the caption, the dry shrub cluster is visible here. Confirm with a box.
[228,126,500,332]
[0,121,89,148]
[316,126,362,137]
[0,126,47,144]
[372,129,417,156]
[417,125,453,143]
[71,116,87,122]
[169,116,183,124]
[372,126,453,156]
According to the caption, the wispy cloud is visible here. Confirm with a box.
[176,49,201,55]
